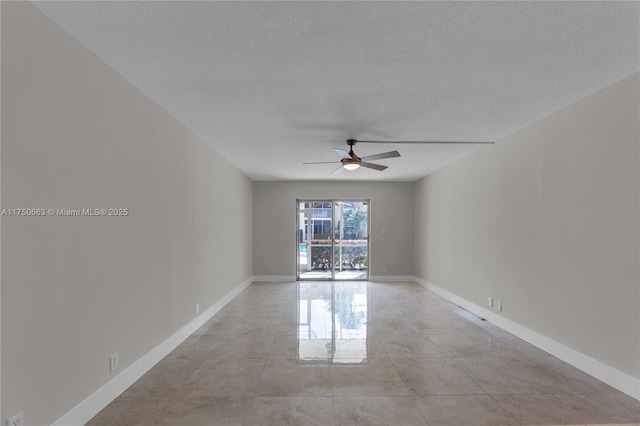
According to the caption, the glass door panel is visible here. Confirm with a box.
[334,201,368,280]
[297,201,333,279]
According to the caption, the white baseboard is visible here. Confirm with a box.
[53,276,255,426]
[253,275,296,282]
[369,275,415,283]
[411,276,640,401]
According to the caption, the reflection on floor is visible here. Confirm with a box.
[88,281,640,425]
[298,271,368,280]
[298,282,368,363]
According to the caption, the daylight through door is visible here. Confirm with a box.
[297,200,369,280]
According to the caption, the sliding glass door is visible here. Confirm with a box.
[297,201,333,279]
[297,200,369,280]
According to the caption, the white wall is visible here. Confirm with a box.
[254,181,414,279]
[414,73,640,384]
[1,3,253,424]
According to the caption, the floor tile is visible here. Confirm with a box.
[368,316,422,335]
[330,358,411,396]
[492,393,608,425]
[88,396,251,426]
[365,307,406,322]
[392,357,486,396]
[526,354,615,394]
[411,314,486,335]
[334,337,389,360]
[574,391,640,423]
[209,334,276,359]
[428,333,516,358]
[415,395,517,425]
[160,397,249,426]
[375,330,444,358]
[276,317,299,336]
[86,397,165,426]
[256,358,332,396]
[482,332,550,358]
[120,358,202,399]
[268,334,299,358]
[333,396,428,425]
[226,320,284,337]
[185,358,266,397]
[243,397,335,426]
[220,304,287,321]
[201,311,242,335]
[454,355,606,395]
[165,334,223,361]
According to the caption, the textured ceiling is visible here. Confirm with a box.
[33,1,639,181]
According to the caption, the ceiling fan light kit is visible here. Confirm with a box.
[342,160,360,171]
[303,139,494,174]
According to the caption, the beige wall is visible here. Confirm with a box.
[254,181,414,278]
[414,73,640,379]
[1,3,253,424]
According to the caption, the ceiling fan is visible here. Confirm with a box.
[303,139,494,174]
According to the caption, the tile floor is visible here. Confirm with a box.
[88,281,640,425]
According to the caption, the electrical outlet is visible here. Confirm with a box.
[498,300,503,312]
[7,411,24,426]
[195,303,200,315]
[488,297,493,308]
[110,352,119,372]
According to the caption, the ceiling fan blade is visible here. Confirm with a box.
[331,165,345,174]
[357,140,494,144]
[359,162,388,171]
[302,161,341,165]
[360,150,401,162]
[333,148,352,158]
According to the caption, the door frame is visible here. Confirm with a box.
[296,199,370,281]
